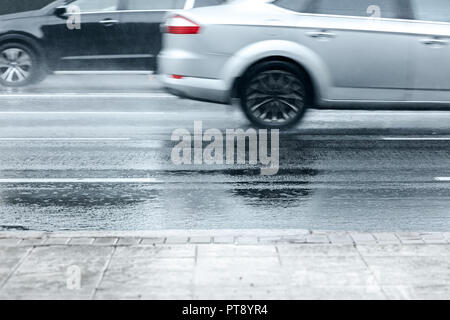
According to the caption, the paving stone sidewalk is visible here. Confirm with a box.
[0,230,449,300]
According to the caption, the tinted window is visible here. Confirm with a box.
[0,0,54,15]
[274,0,311,12]
[194,0,226,8]
[412,0,450,22]
[312,0,399,19]
[127,0,185,10]
[70,0,118,12]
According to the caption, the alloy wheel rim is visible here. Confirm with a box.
[0,48,32,83]
[246,70,305,125]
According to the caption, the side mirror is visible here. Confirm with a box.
[54,6,68,19]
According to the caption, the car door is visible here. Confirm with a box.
[294,0,410,101]
[407,0,450,102]
[118,0,187,70]
[43,0,123,70]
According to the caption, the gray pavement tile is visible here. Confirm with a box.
[0,239,21,246]
[350,233,377,244]
[357,244,450,256]
[277,244,359,257]
[236,237,258,245]
[95,287,193,300]
[400,239,425,245]
[281,258,369,274]
[195,257,282,287]
[197,245,277,258]
[100,263,195,288]
[68,238,95,245]
[288,286,386,300]
[364,256,450,286]
[0,247,30,286]
[93,237,118,245]
[93,291,144,300]
[1,246,112,299]
[420,233,447,244]
[10,246,113,275]
[281,235,307,244]
[112,246,196,260]
[396,232,422,239]
[258,236,283,244]
[98,251,195,297]
[283,268,377,287]
[420,232,445,238]
[281,256,372,287]
[287,230,310,236]
[44,238,71,245]
[383,285,450,300]
[1,273,94,300]
[19,238,45,246]
[328,233,353,245]
[165,237,188,244]
[372,233,400,244]
[213,236,235,244]
[193,286,290,300]
[117,237,141,246]
[396,233,424,244]
[305,234,330,244]
[0,232,46,239]
[189,236,211,244]
[140,238,165,245]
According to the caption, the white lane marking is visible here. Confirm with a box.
[55,70,153,75]
[382,137,450,141]
[434,177,450,181]
[0,178,160,183]
[0,111,174,115]
[0,138,130,141]
[0,93,174,98]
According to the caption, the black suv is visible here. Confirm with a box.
[0,0,225,86]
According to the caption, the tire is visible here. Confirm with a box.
[0,42,46,87]
[240,61,309,129]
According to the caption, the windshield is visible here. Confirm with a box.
[272,0,310,12]
[0,0,58,15]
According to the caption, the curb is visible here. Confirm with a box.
[0,230,449,246]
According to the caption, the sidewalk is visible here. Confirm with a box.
[0,230,449,300]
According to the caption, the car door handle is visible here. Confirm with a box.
[99,19,119,26]
[306,30,336,39]
[420,38,448,46]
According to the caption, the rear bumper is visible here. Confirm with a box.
[159,74,230,104]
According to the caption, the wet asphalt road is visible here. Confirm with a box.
[0,74,450,232]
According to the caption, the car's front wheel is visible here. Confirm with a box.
[240,61,308,129]
[0,43,44,87]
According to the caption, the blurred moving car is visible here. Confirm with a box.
[159,0,450,128]
[0,0,225,86]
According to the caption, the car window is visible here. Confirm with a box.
[70,0,118,12]
[273,0,311,12]
[0,0,55,15]
[126,0,186,10]
[311,0,400,19]
[411,0,450,23]
[193,0,226,8]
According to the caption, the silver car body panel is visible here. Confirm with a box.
[158,0,450,106]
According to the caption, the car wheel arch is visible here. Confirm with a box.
[224,40,331,105]
[232,56,317,106]
[0,33,47,70]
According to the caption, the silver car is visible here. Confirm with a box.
[158,0,450,128]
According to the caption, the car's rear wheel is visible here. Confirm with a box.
[0,43,44,87]
[240,61,308,128]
